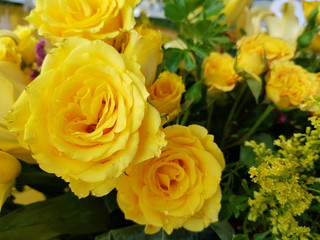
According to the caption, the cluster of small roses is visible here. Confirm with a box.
[202,33,320,111]
[0,0,225,235]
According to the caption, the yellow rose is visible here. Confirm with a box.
[8,37,166,198]
[0,61,32,163]
[302,1,320,24]
[14,25,37,66]
[147,71,185,124]
[117,124,225,235]
[308,33,320,53]
[120,26,163,87]
[0,34,21,66]
[222,0,253,26]
[266,61,318,109]
[202,52,240,93]
[236,34,295,76]
[26,0,140,42]
[0,151,21,211]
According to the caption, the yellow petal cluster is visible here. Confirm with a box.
[117,125,225,235]
[302,1,320,24]
[0,151,21,211]
[14,25,37,66]
[202,52,240,93]
[265,61,319,109]
[7,37,166,198]
[236,34,295,76]
[121,26,163,87]
[0,33,21,66]
[26,0,140,42]
[147,71,185,124]
[0,61,32,163]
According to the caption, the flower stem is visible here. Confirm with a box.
[224,104,275,150]
[180,107,191,126]
[221,83,247,147]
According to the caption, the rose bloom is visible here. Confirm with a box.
[147,71,185,124]
[0,61,32,163]
[236,34,295,76]
[266,61,318,109]
[14,25,37,66]
[0,151,21,211]
[120,26,163,87]
[117,124,225,235]
[26,0,140,42]
[8,37,166,198]
[0,35,21,66]
[202,52,240,93]
[302,1,320,24]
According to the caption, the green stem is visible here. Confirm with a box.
[180,107,191,126]
[307,187,320,194]
[224,104,275,150]
[206,98,215,131]
[221,83,247,147]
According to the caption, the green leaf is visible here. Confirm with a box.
[253,230,271,240]
[232,234,249,240]
[204,0,224,19]
[164,48,185,72]
[246,78,262,104]
[96,224,217,240]
[190,45,210,58]
[297,31,315,49]
[164,2,187,22]
[184,51,196,71]
[209,36,230,44]
[0,193,109,240]
[210,221,235,240]
[184,81,204,104]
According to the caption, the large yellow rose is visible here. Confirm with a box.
[202,52,240,93]
[26,0,140,42]
[117,124,225,235]
[0,151,21,211]
[266,61,318,109]
[8,37,166,198]
[236,34,295,77]
[121,26,163,87]
[0,61,32,163]
[147,71,185,124]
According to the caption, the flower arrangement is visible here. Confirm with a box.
[0,0,320,239]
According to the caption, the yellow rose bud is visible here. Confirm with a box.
[0,61,32,163]
[117,124,225,235]
[0,151,21,184]
[302,1,320,24]
[8,37,166,198]
[308,33,320,53]
[147,71,185,124]
[222,0,253,26]
[121,26,163,87]
[0,181,15,211]
[266,61,318,109]
[236,34,295,76]
[0,34,21,66]
[14,25,37,66]
[26,0,140,42]
[0,151,21,211]
[202,52,240,93]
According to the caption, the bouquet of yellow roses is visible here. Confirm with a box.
[0,0,320,239]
